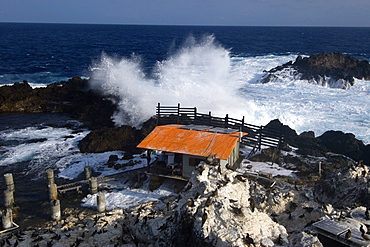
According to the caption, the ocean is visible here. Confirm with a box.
[1,23,370,181]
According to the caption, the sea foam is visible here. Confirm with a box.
[89,35,370,144]
[89,35,252,127]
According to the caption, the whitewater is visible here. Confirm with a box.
[90,35,370,144]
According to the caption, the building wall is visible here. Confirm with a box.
[227,142,240,169]
[182,154,205,178]
[182,154,230,177]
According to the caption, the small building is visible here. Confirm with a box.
[313,219,370,247]
[137,124,247,178]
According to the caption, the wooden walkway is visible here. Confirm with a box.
[156,103,284,154]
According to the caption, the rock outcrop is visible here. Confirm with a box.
[260,52,370,89]
[314,163,370,208]
[121,163,289,246]
[78,117,157,153]
[0,78,116,128]
[265,119,370,165]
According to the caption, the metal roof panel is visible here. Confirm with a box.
[137,124,247,160]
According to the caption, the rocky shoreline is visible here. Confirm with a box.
[1,52,370,246]
[1,154,369,246]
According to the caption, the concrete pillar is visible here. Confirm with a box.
[97,193,106,213]
[89,177,98,194]
[48,184,58,201]
[46,169,55,185]
[50,200,61,221]
[4,189,14,208]
[4,173,14,192]
[84,166,92,180]
[1,208,13,229]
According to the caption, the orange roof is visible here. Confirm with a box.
[137,124,247,160]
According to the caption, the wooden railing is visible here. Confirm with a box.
[156,103,284,152]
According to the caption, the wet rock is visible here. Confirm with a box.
[318,130,367,162]
[78,117,156,154]
[0,77,116,128]
[78,125,139,153]
[261,52,370,89]
[265,119,298,145]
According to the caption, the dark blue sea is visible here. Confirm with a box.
[1,23,369,85]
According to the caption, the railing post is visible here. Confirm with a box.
[208,111,212,126]
[258,126,262,150]
[157,103,161,126]
[225,114,229,128]
[279,123,284,149]
[177,103,180,124]
[241,116,245,132]
[194,107,197,123]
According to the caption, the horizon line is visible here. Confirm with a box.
[1,21,369,28]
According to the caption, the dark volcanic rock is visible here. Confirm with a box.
[0,77,116,128]
[78,125,139,153]
[318,131,367,162]
[261,52,370,88]
[265,119,298,144]
[78,117,157,153]
[263,120,370,165]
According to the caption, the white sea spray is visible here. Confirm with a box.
[89,35,370,144]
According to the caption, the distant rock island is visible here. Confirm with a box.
[260,52,370,89]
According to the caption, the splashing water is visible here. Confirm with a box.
[90,35,370,144]
[89,35,255,126]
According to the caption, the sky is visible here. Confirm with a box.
[0,0,369,27]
